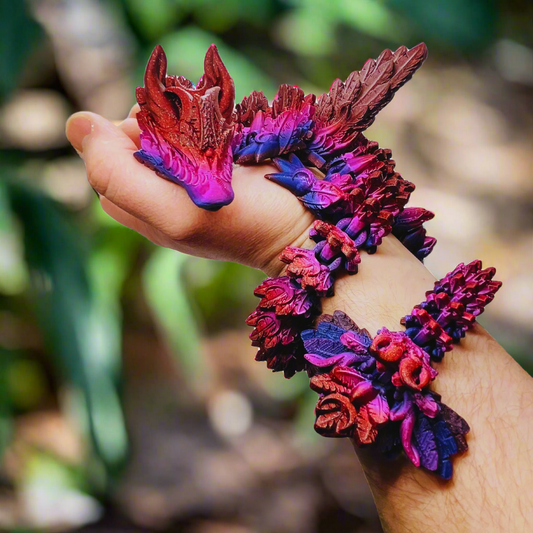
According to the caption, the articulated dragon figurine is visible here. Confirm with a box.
[133,43,501,480]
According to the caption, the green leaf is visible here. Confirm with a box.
[0,181,28,295]
[7,358,49,410]
[0,0,43,102]
[7,181,128,483]
[262,370,309,402]
[124,0,184,40]
[339,0,410,42]
[386,0,498,51]
[184,259,263,334]
[143,247,205,388]
[0,348,14,461]
[191,0,274,32]
[294,388,323,446]
[277,9,337,57]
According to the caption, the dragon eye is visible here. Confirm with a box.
[375,337,391,350]
[294,170,311,180]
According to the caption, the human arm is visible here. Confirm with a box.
[66,110,533,533]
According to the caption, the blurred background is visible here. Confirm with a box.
[0,0,532,531]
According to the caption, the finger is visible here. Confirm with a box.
[66,111,203,239]
[112,104,140,127]
[118,117,141,148]
[99,195,232,260]
[127,103,140,119]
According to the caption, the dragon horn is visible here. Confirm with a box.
[203,44,235,120]
[142,45,179,127]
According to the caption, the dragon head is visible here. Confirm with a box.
[135,44,235,210]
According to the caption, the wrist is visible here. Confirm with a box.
[320,234,435,333]
[260,215,314,278]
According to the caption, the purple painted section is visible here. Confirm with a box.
[135,45,235,210]
[135,130,234,211]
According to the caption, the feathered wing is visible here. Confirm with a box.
[233,44,427,167]
[305,43,428,165]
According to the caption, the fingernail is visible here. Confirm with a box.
[66,114,93,154]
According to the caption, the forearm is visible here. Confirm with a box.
[318,235,533,532]
[69,106,532,531]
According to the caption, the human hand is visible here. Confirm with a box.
[67,106,533,533]
[65,106,314,277]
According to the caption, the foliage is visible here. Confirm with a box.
[0,0,43,103]
[0,0,531,529]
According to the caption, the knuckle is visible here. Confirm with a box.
[86,153,112,197]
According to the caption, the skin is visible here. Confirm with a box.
[66,108,533,533]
